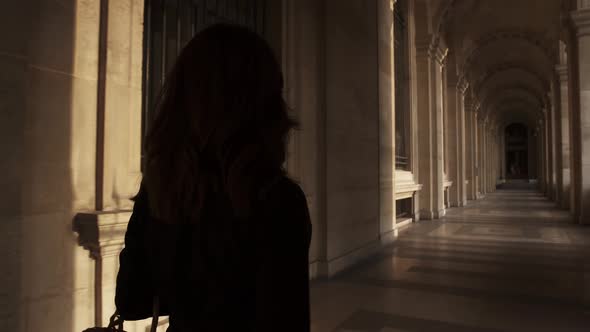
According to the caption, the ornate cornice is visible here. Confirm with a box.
[73,210,132,259]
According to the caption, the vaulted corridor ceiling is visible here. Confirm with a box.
[434,0,565,128]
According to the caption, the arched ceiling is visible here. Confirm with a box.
[430,0,565,128]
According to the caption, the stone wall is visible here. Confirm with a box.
[0,0,149,330]
[0,1,98,330]
[323,0,381,275]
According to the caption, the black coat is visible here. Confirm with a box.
[115,176,312,331]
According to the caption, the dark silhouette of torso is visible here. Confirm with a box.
[115,175,312,331]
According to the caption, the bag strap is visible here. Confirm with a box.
[150,296,160,332]
[107,311,124,330]
[107,297,158,332]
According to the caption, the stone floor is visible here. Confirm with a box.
[310,188,590,332]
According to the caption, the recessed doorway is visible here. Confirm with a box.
[505,123,529,180]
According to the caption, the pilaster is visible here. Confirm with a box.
[571,7,590,224]
[556,64,572,210]
[72,0,145,327]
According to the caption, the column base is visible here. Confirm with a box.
[420,208,446,220]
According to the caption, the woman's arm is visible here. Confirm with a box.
[255,179,312,331]
[115,184,154,320]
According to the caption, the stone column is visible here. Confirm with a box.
[496,132,504,187]
[416,37,447,219]
[485,127,490,192]
[487,128,495,193]
[446,60,461,207]
[416,38,435,217]
[550,84,564,205]
[492,131,496,190]
[378,0,396,243]
[501,131,506,181]
[458,83,467,205]
[544,108,554,198]
[474,104,480,197]
[490,127,494,191]
[476,116,482,196]
[462,84,476,201]
[538,123,546,192]
[571,6,590,224]
[542,119,550,195]
[481,119,488,195]
[556,64,572,209]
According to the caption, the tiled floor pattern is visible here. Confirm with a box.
[310,188,590,332]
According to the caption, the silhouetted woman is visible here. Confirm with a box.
[115,24,312,332]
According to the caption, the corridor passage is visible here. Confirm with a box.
[310,188,590,332]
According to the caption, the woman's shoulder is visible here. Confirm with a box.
[256,175,309,223]
[260,175,306,206]
[256,175,311,243]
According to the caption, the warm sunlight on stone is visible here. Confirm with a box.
[1,0,590,331]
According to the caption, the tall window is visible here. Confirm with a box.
[394,0,411,170]
[141,0,266,167]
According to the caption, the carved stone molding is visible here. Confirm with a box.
[474,100,482,113]
[429,40,448,67]
[458,78,469,95]
[464,95,475,112]
[571,8,590,36]
[73,210,132,259]
[556,64,569,82]
[415,36,432,58]
[73,210,132,327]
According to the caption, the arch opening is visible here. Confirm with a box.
[505,123,530,180]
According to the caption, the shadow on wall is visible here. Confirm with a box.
[0,1,81,331]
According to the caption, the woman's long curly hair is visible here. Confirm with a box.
[143,24,296,222]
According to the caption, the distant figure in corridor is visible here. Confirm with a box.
[115,24,312,332]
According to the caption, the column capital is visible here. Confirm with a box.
[555,64,569,82]
[429,41,449,67]
[571,8,590,37]
[458,77,470,95]
[474,100,482,113]
[415,36,432,58]
[464,99,474,112]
